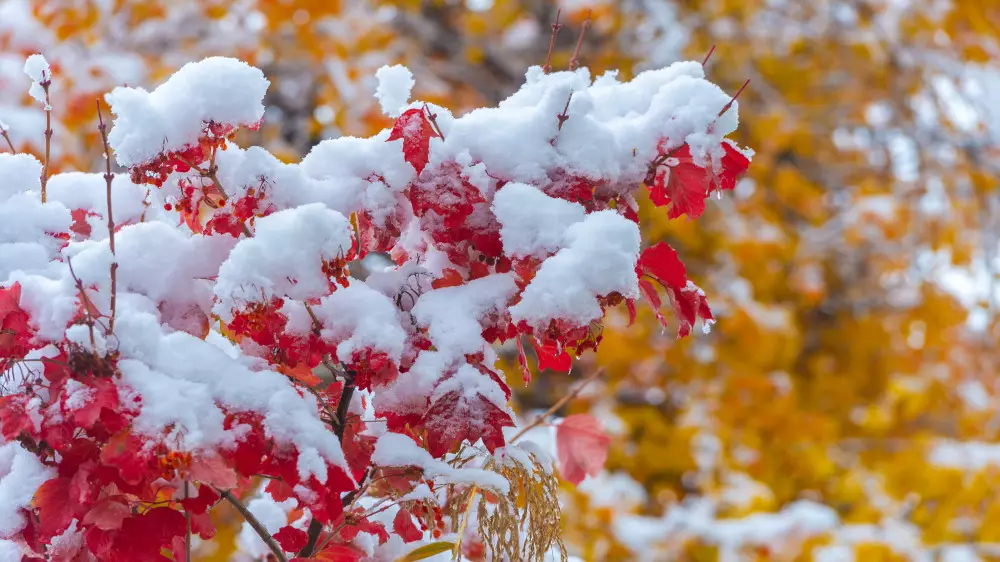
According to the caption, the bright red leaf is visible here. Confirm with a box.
[555,414,611,486]
[387,108,439,175]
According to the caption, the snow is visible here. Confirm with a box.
[236,491,298,558]
[374,65,415,118]
[22,54,49,106]
[213,203,353,319]
[373,432,509,493]
[492,182,586,258]
[412,273,518,358]
[0,441,55,538]
[510,210,640,330]
[106,57,269,167]
[306,282,407,365]
[0,153,42,201]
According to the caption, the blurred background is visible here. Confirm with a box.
[4,0,1000,560]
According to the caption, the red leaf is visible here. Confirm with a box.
[188,454,238,490]
[108,508,187,560]
[422,388,514,458]
[179,484,220,514]
[431,268,464,289]
[648,142,750,219]
[70,208,96,237]
[625,298,637,327]
[33,477,78,539]
[312,544,365,562]
[669,282,714,339]
[534,342,572,373]
[393,508,423,543]
[82,498,131,531]
[637,242,687,290]
[274,526,309,553]
[555,414,611,486]
[387,108,439,175]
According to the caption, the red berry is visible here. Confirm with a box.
[163,203,173,211]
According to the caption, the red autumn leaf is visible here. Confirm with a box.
[534,342,572,372]
[82,498,131,531]
[107,507,187,560]
[274,525,309,553]
[0,395,33,440]
[387,107,439,175]
[311,544,365,562]
[70,208,96,237]
[179,484,220,514]
[431,268,464,289]
[340,514,388,543]
[625,298,637,326]
[188,454,238,490]
[33,477,78,539]
[0,282,32,365]
[648,141,750,219]
[393,508,424,543]
[65,378,119,429]
[637,242,687,290]
[422,388,515,458]
[555,414,611,486]
[669,281,714,339]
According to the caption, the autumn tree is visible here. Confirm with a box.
[0,13,752,556]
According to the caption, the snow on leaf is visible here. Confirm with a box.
[555,414,611,486]
[648,142,750,219]
[387,108,439,175]
[423,389,514,458]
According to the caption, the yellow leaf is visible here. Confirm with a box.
[395,542,457,562]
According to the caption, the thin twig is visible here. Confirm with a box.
[66,256,100,362]
[97,101,118,335]
[184,481,192,562]
[423,103,445,140]
[542,8,563,73]
[40,78,52,203]
[702,44,717,66]
[510,368,605,443]
[717,79,751,119]
[0,129,14,152]
[568,10,592,71]
[218,488,287,562]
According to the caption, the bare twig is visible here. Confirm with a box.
[510,368,604,443]
[218,488,287,562]
[542,9,563,74]
[702,44,717,66]
[717,78,751,119]
[568,10,592,71]
[40,78,52,203]
[423,103,445,140]
[183,481,192,562]
[66,257,100,362]
[0,128,14,153]
[97,101,118,335]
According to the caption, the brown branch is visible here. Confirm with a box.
[40,78,52,203]
[717,78,751,119]
[702,44,717,66]
[66,257,100,363]
[423,103,445,140]
[0,128,14,153]
[183,481,192,562]
[97,101,118,335]
[568,10,592,71]
[542,8,563,74]
[218,488,287,562]
[510,368,604,443]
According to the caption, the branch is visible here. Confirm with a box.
[567,10,592,71]
[702,44,717,66]
[218,488,287,562]
[66,256,100,362]
[97,101,118,335]
[40,78,52,203]
[717,78,751,119]
[542,8,563,74]
[183,481,192,562]
[510,368,604,443]
[1,128,14,153]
